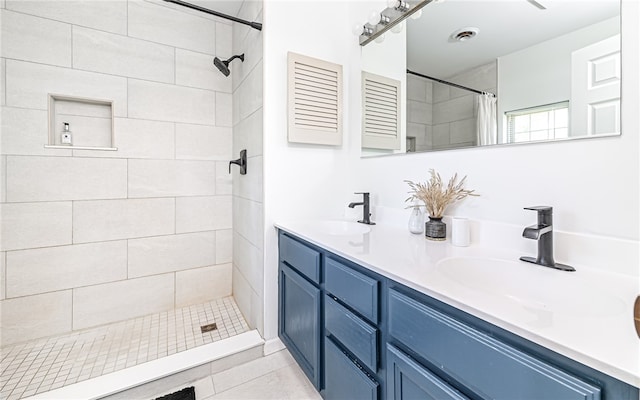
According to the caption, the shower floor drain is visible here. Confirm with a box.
[200,323,218,333]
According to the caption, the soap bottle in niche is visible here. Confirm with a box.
[408,205,424,234]
[61,122,72,145]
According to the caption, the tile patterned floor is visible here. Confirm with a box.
[146,349,322,400]
[0,297,249,400]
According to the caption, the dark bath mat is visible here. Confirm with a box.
[155,386,195,400]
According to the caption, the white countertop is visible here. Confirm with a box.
[275,220,640,388]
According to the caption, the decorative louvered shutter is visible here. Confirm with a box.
[361,71,401,150]
[288,52,343,145]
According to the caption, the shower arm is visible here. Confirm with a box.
[163,0,262,31]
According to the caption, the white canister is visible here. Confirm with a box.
[451,217,470,247]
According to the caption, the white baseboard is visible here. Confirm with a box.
[263,337,285,356]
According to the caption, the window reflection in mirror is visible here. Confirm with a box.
[361,0,621,156]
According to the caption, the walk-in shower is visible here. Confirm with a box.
[0,0,264,398]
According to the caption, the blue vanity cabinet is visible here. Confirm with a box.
[387,288,602,400]
[324,256,382,400]
[277,230,639,400]
[278,233,322,390]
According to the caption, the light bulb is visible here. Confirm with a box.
[368,11,381,25]
[352,23,364,36]
[410,8,423,19]
[375,33,386,43]
[391,21,404,34]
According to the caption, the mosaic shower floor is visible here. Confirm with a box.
[0,296,249,400]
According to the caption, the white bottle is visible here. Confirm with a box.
[61,122,72,145]
[408,206,424,234]
[451,217,470,246]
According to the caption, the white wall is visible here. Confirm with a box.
[262,0,639,342]
[0,0,234,345]
[263,0,384,340]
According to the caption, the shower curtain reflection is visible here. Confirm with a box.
[477,94,497,146]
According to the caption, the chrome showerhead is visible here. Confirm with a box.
[213,54,245,77]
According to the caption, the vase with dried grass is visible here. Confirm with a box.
[405,169,478,240]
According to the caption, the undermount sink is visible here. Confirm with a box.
[435,256,624,317]
[315,220,371,236]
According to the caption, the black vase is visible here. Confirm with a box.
[425,216,446,241]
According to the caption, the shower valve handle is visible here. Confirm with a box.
[229,149,247,175]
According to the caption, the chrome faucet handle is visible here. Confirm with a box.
[524,206,552,211]
[524,206,552,225]
[520,206,574,272]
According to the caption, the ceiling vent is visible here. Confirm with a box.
[450,27,480,42]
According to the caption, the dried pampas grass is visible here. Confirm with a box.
[405,169,478,218]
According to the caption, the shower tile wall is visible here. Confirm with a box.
[407,62,497,151]
[0,0,235,346]
[231,2,264,335]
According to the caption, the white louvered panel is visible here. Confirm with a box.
[361,71,401,150]
[288,52,343,145]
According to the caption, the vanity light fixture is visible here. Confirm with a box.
[388,0,410,12]
[410,8,423,19]
[368,11,391,26]
[357,0,431,46]
[390,21,405,34]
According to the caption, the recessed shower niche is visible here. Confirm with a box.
[46,94,116,151]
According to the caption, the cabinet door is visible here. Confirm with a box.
[388,289,602,400]
[279,263,321,389]
[325,338,379,400]
[387,345,468,400]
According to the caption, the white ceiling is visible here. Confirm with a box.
[407,0,620,78]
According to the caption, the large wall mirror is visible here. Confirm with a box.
[361,0,621,155]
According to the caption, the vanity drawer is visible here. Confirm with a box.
[325,258,379,324]
[279,233,321,284]
[325,295,378,371]
[388,289,601,400]
[324,337,379,400]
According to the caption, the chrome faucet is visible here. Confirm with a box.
[520,206,574,271]
[348,192,376,225]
